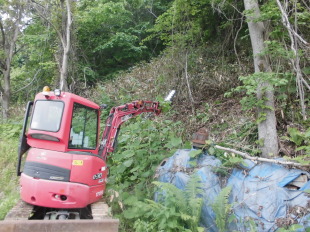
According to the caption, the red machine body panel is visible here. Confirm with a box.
[21,149,107,208]
[70,154,107,187]
[20,174,104,208]
[26,148,72,170]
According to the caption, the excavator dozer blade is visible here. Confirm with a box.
[0,219,119,232]
[0,200,119,232]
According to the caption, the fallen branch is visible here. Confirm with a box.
[214,145,309,167]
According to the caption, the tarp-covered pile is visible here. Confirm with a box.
[157,149,310,231]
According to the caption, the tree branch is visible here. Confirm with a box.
[0,60,5,70]
[301,77,310,91]
[14,43,26,56]
[276,0,309,46]
[301,0,310,11]
[214,145,309,167]
[276,0,308,120]
[30,0,65,48]
[184,51,195,114]
[13,69,41,93]
[233,15,244,71]
[4,4,23,74]
[0,19,6,49]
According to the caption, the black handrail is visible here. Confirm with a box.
[17,101,33,176]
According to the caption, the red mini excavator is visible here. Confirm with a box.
[1,87,170,231]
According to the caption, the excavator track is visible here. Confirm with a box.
[0,199,119,232]
[91,198,111,219]
[4,200,33,220]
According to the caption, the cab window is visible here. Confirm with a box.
[30,101,64,132]
[69,103,98,149]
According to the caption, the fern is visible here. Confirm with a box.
[282,127,310,157]
[185,174,204,230]
[127,174,205,232]
[153,181,188,213]
[212,186,233,232]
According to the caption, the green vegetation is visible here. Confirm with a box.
[123,175,205,232]
[108,118,182,187]
[282,127,310,166]
[211,186,233,232]
[277,224,304,232]
[106,117,186,231]
[0,122,22,219]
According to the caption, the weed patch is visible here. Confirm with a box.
[0,121,22,220]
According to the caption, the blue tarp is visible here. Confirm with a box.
[156,149,310,232]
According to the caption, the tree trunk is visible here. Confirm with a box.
[59,0,72,92]
[0,2,23,120]
[2,70,10,120]
[30,0,72,91]
[243,0,278,158]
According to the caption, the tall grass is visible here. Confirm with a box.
[0,122,22,220]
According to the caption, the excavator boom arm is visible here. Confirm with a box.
[99,100,160,159]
